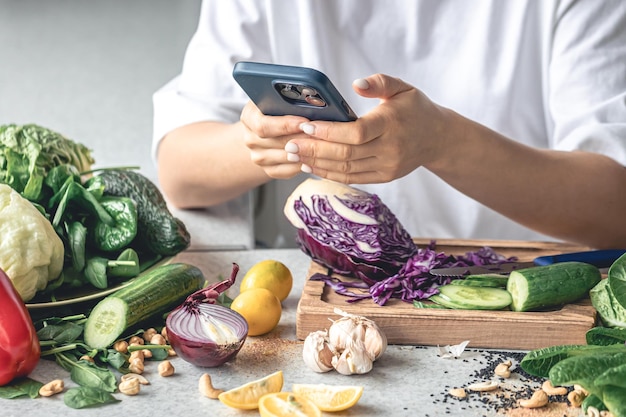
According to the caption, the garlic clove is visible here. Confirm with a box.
[363,321,387,361]
[328,316,357,352]
[331,337,373,375]
[302,330,335,373]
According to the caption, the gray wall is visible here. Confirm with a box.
[0,0,201,183]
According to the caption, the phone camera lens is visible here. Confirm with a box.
[301,87,317,97]
[305,95,326,107]
[280,85,300,99]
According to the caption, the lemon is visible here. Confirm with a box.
[259,392,321,417]
[231,287,282,336]
[292,383,363,412]
[218,370,284,410]
[240,260,293,301]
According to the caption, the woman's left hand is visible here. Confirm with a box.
[284,74,454,184]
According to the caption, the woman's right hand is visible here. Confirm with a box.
[239,101,310,179]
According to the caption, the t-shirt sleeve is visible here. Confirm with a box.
[151,0,272,162]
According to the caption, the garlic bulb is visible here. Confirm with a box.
[302,330,335,373]
[328,308,387,360]
[302,309,387,375]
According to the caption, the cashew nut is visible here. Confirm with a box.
[121,373,150,385]
[199,373,224,399]
[158,360,175,377]
[542,380,568,396]
[574,384,589,396]
[467,381,499,392]
[161,327,169,342]
[119,378,141,396]
[39,379,64,397]
[568,389,587,407]
[519,389,549,408]
[494,360,512,378]
[448,388,467,398]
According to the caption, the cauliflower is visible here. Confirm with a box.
[0,184,64,301]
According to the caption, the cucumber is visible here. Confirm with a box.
[450,274,509,288]
[84,263,204,348]
[506,261,601,312]
[430,285,512,310]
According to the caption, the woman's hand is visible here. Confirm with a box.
[239,101,310,179]
[284,74,454,184]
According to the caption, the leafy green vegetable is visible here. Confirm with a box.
[91,197,137,252]
[0,124,94,202]
[549,352,626,416]
[586,326,626,346]
[608,252,626,311]
[520,344,626,378]
[590,279,626,328]
[63,387,119,409]
[582,395,608,413]
[0,378,43,399]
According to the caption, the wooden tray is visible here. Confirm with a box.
[296,239,599,350]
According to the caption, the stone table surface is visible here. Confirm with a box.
[4,249,582,417]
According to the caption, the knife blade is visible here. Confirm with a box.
[429,249,626,277]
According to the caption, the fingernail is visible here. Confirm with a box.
[300,122,315,135]
[301,164,312,173]
[287,152,300,162]
[284,142,299,153]
[353,78,370,89]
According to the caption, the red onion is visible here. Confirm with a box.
[166,263,248,367]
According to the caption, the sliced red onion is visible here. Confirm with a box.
[166,263,248,367]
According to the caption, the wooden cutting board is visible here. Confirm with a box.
[296,239,599,350]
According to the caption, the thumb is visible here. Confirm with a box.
[352,73,413,100]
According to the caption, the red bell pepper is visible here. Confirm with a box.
[0,268,41,386]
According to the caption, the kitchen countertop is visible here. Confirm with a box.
[4,248,583,417]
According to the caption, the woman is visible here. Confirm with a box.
[153,0,626,249]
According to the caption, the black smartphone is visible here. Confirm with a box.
[232,61,357,122]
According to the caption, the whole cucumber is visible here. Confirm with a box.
[506,262,601,312]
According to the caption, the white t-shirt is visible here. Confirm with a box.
[153,0,626,247]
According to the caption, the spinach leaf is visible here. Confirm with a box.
[63,387,119,409]
[0,378,43,399]
[37,321,83,344]
[84,257,108,289]
[69,360,117,393]
[107,248,140,278]
[67,221,87,271]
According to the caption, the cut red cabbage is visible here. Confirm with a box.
[284,179,417,283]
[284,179,515,306]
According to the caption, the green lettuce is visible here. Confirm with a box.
[0,124,94,202]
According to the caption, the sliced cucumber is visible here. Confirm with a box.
[506,261,601,312]
[430,285,512,310]
[450,274,509,288]
[84,263,204,348]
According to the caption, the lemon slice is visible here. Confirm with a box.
[292,383,364,412]
[218,370,284,410]
[259,392,321,417]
